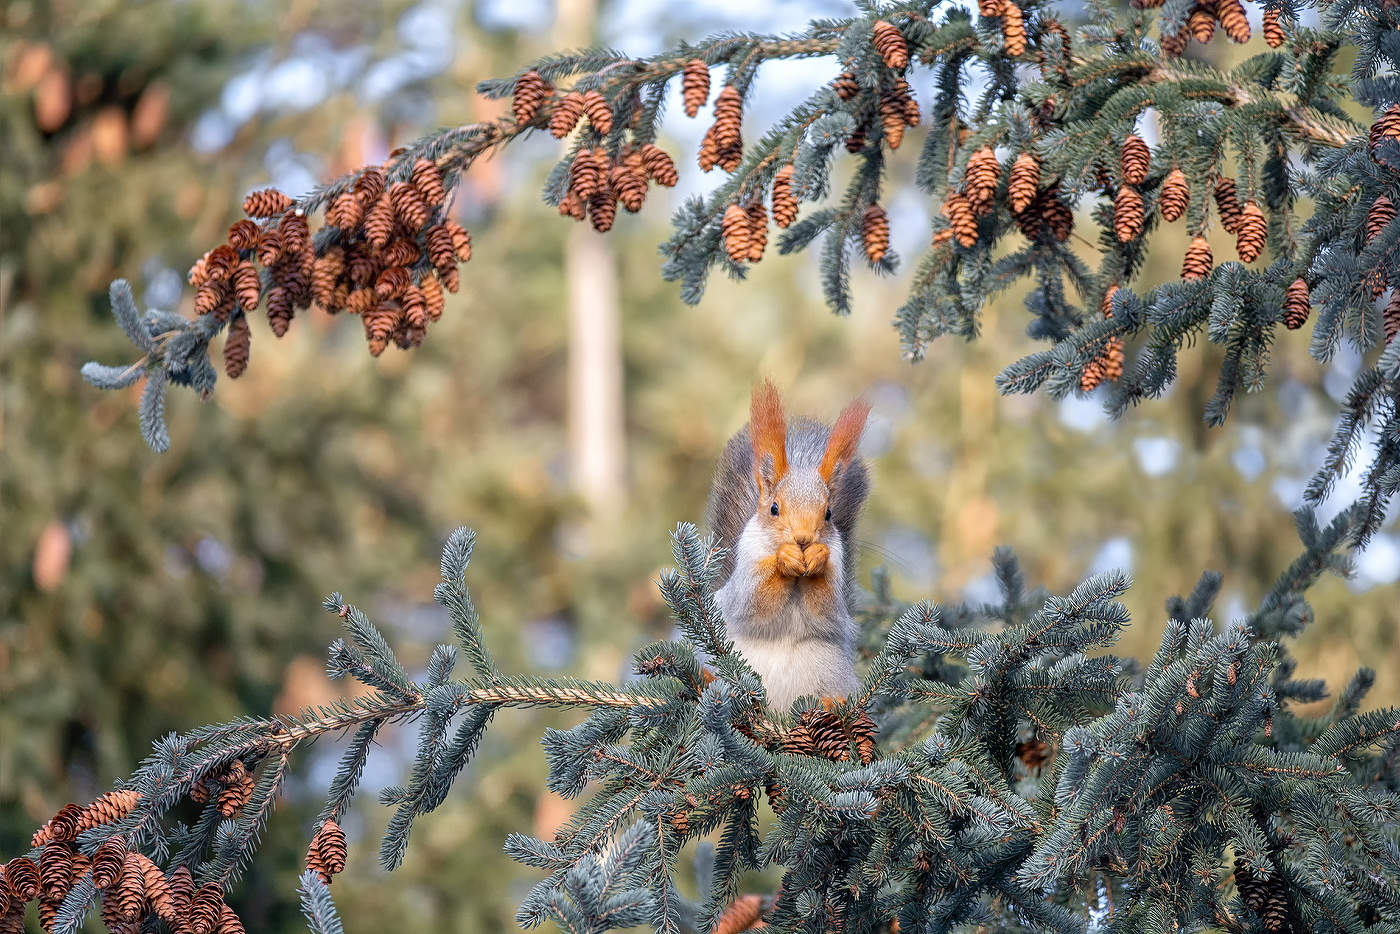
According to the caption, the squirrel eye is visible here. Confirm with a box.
[825,508,832,521]
[770,502,779,516]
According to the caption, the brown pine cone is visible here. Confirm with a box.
[191,883,224,934]
[681,59,710,118]
[588,190,618,233]
[227,219,259,252]
[364,302,400,356]
[945,192,978,247]
[32,804,83,847]
[1121,134,1151,185]
[698,126,720,172]
[1236,201,1267,262]
[512,70,551,125]
[1182,235,1214,280]
[745,202,768,262]
[1188,0,1216,42]
[91,838,129,890]
[721,203,751,263]
[327,192,362,230]
[1217,0,1251,42]
[1008,152,1040,213]
[315,820,348,877]
[1366,194,1395,243]
[266,286,294,337]
[1214,177,1242,233]
[1016,738,1054,770]
[712,86,743,154]
[353,166,385,205]
[1002,2,1027,56]
[772,164,799,228]
[216,903,246,934]
[862,203,890,263]
[312,247,344,308]
[979,0,1004,15]
[1101,283,1119,319]
[445,219,472,262]
[1131,0,1166,7]
[1385,291,1400,344]
[412,158,446,207]
[1371,105,1400,155]
[223,314,251,378]
[232,261,261,311]
[1159,167,1189,222]
[832,71,859,100]
[1114,185,1145,242]
[421,274,446,321]
[845,120,870,153]
[1162,23,1189,56]
[1263,7,1286,46]
[640,143,678,186]
[1080,355,1106,392]
[610,163,647,213]
[1282,277,1310,329]
[256,228,284,267]
[559,188,586,220]
[388,181,430,232]
[581,89,612,135]
[964,146,1001,204]
[4,858,39,902]
[880,94,907,149]
[38,845,73,899]
[714,894,765,934]
[242,188,291,218]
[114,853,145,919]
[872,20,909,69]
[278,212,309,254]
[375,266,411,300]
[895,78,920,125]
[569,148,602,200]
[549,91,585,138]
[363,196,395,249]
[426,224,456,274]
[1102,337,1125,382]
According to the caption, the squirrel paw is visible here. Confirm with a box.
[802,543,829,577]
[776,543,806,578]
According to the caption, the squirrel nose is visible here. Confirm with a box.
[793,532,813,547]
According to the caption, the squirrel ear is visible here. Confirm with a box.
[819,399,871,483]
[750,379,788,492]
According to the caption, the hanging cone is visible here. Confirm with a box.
[512,70,551,125]
[1159,167,1189,222]
[963,146,1001,204]
[1262,7,1286,46]
[1120,134,1151,185]
[1187,0,1216,42]
[1008,152,1040,213]
[771,164,798,228]
[1366,194,1395,243]
[1236,201,1267,262]
[745,202,768,263]
[1002,2,1027,55]
[862,203,890,263]
[944,192,978,247]
[681,59,709,118]
[1182,236,1213,280]
[1217,0,1251,42]
[1385,291,1400,344]
[831,71,859,100]
[721,203,751,263]
[1214,177,1242,233]
[549,92,585,138]
[1283,277,1310,329]
[872,20,909,69]
[1114,185,1145,242]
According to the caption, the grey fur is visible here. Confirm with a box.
[705,416,869,607]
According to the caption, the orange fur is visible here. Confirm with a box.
[819,399,871,483]
[750,380,788,491]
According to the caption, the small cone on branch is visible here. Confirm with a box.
[388,181,430,231]
[714,894,765,934]
[1217,0,1251,42]
[32,804,83,846]
[640,143,678,186]
[1215,177,1242,233]
[232,261,261,311]
[445,218,472,262]
[1188,0,1216,42]
[872,20,909,69]
[1002,2,1027,56]
[944,192,978,247]
[1262,7,1286,46]
[610,163,647,213]
[227,219,259,252]
[5,858,39,902]
[712,86,743,155]
[352,166,385,205]
[512,70,550,125]
[1385,291,1400,344]
[1080,355,1106,391]
[1114,185,1145,242]
[589,190,618,232]
[1008,152,1040,213]
[1132,0,1166,7]
[895,78,920,125]
[91,837,129,890]
[964,146,1000,204]
[191,883,224,934]
[242,188,291,218]
[421,274,445,321]
[412,158,445,207]
[771,164,798,228]
[845,120,869,153]
[1283,277,1310,329]
[745,202,768,263]
[681,59,710,118]
[569,148,602,200]
[581,89,612,135]
[266,287,293,337]
[721,203,751,263]
[549,91,585,138]
[223,314,250,378]
[38,844,73,898]
[1159,168,1189,221]
[1182,236,1213,280]
[980,0,1005,15]
[328,192,362,230]
[1371,105,1400,156]
[1121,134,1151,185]
[1102,284,1120,319]
[1162,23,1189,56]
[698,126,720,172]
[832,71,859,100]
[880,94,907,149]
[1366,194,1395,243]
[862,203,890,263]
[1236,201,1267,262]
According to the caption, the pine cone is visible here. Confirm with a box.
[232,261,260,311]
[979,0,1004,15]
[745,202,768,262]
[1366,194,1395,243]
[1102,337,1125,382]
[771,164,799,228]
[569,148,602,200]
[445,219,472,262]
[363,196,395,250]
[388,181,430,232]
[327,192,362,230]
[895,78,920,125]
[1008,152,1040,213]
[38,845,73,899]
[610,163,648,213]
[266,286,294,337]
[681,59,710,118]
[1283,277,1310,329]
[581,89,612,135]
[421,273,446,321]
[1080,355,1105,392]
[1120,134,1151,185]
[353,166,385,205]
[191,883,223,934]
[1214,177,1242,233]
[721,203,751,263]
[364,302,400,356]
[375,265,411,300]
[862,203,890,263]
[832,71,859,100]
[1182,235,1213,280]
[549,91,585,138]
[91,837,129,890]
[880,94,907,149]
[227,219,259,252]
[32,804,82,847]
[1371,105,1400,156]
[1161,23,1189,56]
[640,143,678,186]
[964,146,1000,204]
[698,126,720,172]
[1385,291,1400,344]
[1187,0,1216,42]
[945,192,978,247]
[1262,7,1286,46]
[1236,201,1267,262]
[872,20,909,69]
[588,190,618,233]
[242,188,291,218]
[714,894,765,934]
[712,86,743,156]
[1131,0,1165,7]
[312,247,345,308]
[845,120,870,153]
[425,225,456,276]
[1016,738,1053,770]
[4,858,40,902]
[1159,167,1189,222]
[1217,0,1251,42]
[1101,283,1119,319]
[412,158,445,207]
[216,903,246,934]
[223,313,250,378]
[1002,2,1027,56]
[1114,185,1145,242]
[277,212,308,254]
[512,70,551,125]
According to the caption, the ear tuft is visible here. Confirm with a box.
[819,399,871,482]
[750,379,788,486]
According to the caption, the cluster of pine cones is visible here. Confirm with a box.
[1234,857,1296,933]
[1135,0,1282,54]
[1367,105,1400,341]
[2,790,245,934]
[188,758,256,818]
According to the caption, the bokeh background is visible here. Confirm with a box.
[2,0,1397,930]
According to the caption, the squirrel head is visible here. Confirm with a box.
[748,380,870,582]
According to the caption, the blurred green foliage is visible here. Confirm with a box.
[2,1,1397,931]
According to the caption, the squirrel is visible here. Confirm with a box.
[706,380,871,709]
